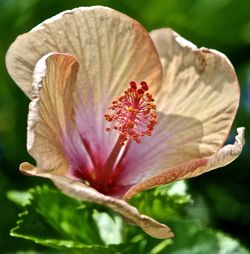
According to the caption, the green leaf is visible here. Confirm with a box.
[93,212,124,244]
[7,190,32,206]
[129,181,192,222]
[129,219,249,254]
[162,220,249,254]
[127,182,249,254]
[10,185,127,252]
[9,183,249,253]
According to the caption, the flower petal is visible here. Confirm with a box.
[115,28,240,186]
[6,6,163,166]
[151,28,239,152]
[19,162,174,239]
[6,6,162,98]
[123,127,245,200]
[28,52,91,176]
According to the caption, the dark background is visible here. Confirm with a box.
[0,0,249,252]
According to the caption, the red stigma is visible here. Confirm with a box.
[104,81,157,144]
[140,81,148,91]
[130,81,137,90]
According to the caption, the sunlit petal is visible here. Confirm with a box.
[6,6,162,100]
[152,28,239,154]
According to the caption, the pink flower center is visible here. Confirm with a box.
[104,81,157,144]
[73,81,157,197]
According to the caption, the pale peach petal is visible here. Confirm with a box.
[151,28,239,156]
[6,6,162,99]
[19,162,174,239]
[28,53,92,176]
[122,127,245,200]
[115,28,240,186]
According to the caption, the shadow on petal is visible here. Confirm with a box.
[115,113,205,186]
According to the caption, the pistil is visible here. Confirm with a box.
[99,135,127,189]
[104,81,157,144]
[99,81,157,190]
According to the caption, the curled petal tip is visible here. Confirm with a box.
[19,162,36,176]
[218,127,245,161]
[138,215,174,238]
[236,127,245,145]
[19,162,51,178]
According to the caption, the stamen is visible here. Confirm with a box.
[104,81,157,144]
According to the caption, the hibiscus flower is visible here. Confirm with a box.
[6,6,244,239]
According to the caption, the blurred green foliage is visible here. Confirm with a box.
[0,0,250,253]
[7,183,249,253]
